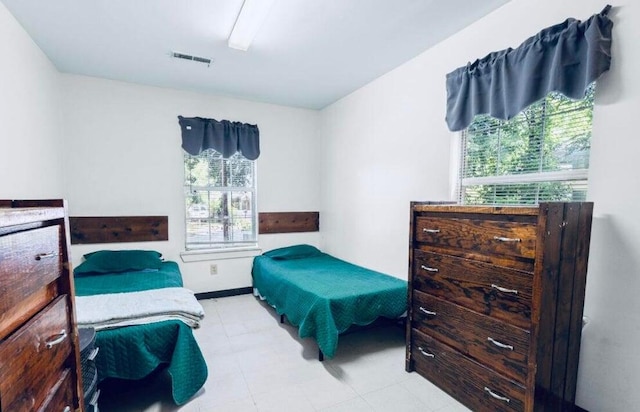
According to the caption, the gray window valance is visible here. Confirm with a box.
[178,116,260,160]
[445,5,613,132]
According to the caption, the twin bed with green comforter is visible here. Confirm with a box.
[74,254,207,406]
[252,245,408,359]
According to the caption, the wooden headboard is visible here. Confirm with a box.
[258,212,319,234]
[68,211,319,244]
[69,216,168,244]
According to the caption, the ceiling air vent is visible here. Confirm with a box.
[171,51,212,67]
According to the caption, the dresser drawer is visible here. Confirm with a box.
[411,328,526,412]
[414,216,536,259]
[0,296,72,411]
[36,369,75,412]
[413,250,533,329]
[0,225,62,338]
[412,290,529,382]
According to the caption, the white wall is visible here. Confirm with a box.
[320,0,639,410]
[3,0,639,408]
[59,75,321,293]
[0,2,63,198]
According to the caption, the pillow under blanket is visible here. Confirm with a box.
[262,244,323,260]
[74,250,163,275]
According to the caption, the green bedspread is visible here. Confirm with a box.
[74,261,184,294]
[74,261,208,405]
[252,249,408,359]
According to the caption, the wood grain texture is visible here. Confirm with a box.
[258,212,319,234]
[0,297,71,411]
[415,217,537,259]
[551,203,579,399]
[412,328,526,412]
[0,208,64,232]
[412,204,539,216]
[412,250,533,330]
[532,203,563,400]
[414,243,535,272]
[412,290,530,383]
[406,201,594,412]
[36,369,74,412]
[69,216,168,244]
[406,202,457,372]
[563,203,593,402]
[8,200,65,208]
[0,200,85,412]
[0,226,62,339]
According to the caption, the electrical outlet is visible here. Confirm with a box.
[210,264,218,275]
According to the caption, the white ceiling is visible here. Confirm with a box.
[2,0,509,109]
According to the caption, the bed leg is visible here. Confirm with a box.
[318,349,324,362]
[280,314,284,324]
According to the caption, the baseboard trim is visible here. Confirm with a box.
[195,287,253,300]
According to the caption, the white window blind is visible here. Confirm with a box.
[459,84,595,205]
[184,150,257,250]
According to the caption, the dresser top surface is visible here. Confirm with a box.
[0,207,65,229]
[411,203,539,215]
[411,201,594,216]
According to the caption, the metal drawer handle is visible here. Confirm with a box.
[418,347,435,358]
[35,252,57,261]
[422,228,440,233]
[88,347,100,361]
[420,265,439,273]
[419,307,436,316]
[488,337,514,351]
[493,236,521,242]
[491,284,518,295]
[45,329,67,349]
[484,387,510,403]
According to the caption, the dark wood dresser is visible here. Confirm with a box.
[0,200,84,412]
[405,202,593,412]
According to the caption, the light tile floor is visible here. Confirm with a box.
[98,294,471,412]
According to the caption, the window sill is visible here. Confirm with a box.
[180,246,262,262]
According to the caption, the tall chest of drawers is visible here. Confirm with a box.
[0,200,84,412]
[405,202,593,412]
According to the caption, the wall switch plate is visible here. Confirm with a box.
[210,264,218,275]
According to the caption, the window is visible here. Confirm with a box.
[184,150,257,250]
[458,84,595,205]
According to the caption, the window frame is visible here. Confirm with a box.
[457,86,595,206]
[183,150,258,251]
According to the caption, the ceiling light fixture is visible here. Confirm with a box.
[228,0,276,51]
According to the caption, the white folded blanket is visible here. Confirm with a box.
[75,287,205,331]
